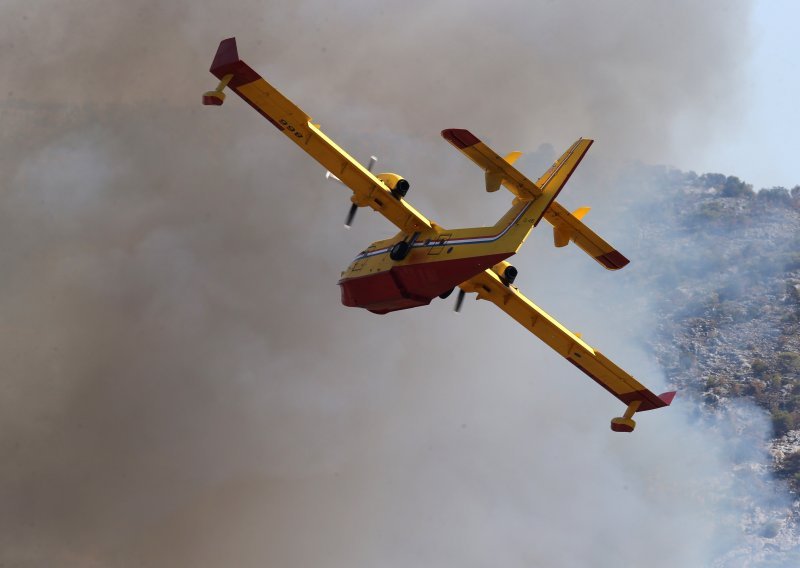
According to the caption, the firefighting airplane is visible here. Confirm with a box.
[203,38,675,432]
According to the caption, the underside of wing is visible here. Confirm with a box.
[459,269,675,431]
[206,38,432,234]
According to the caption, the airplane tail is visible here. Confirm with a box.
[442,130,629,270]
[443,137,591,259]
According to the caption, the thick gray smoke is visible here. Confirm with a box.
[4,1,790,566]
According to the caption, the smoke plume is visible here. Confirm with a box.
[5,1,792,566]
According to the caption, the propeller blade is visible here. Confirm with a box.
[454,289,466,312]
[338,156,375,228]
[345,203,358,229]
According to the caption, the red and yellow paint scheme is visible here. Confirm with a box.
[203,38,675,432]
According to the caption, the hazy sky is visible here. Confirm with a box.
[690,0,800,189]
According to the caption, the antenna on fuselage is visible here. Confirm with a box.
[326,156,378,229]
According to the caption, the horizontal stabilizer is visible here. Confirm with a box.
[553,207,591,247]
[485,152,523,192]
[443,128,629,270]
[442,128,542,200]
[544,202,629,270]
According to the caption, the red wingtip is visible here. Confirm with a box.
[442,128,481,149]
[210,37,239,75]
[658,391,677,406]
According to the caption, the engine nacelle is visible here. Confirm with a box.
[376,173,410,198]
[492,261,518,285]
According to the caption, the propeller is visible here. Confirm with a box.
[454,289,466,312]
[328,156,377,229]
[345,203,358,228]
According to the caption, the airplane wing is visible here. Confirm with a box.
[442,129,629,270]
[459,269,675,431]
[205,38,432,234]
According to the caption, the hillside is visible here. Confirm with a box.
[609,168,800,564]
[625,167,800,479]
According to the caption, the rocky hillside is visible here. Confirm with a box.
[614,169,800,564]
[625,167,800,480]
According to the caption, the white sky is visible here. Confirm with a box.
[694,0,800,190]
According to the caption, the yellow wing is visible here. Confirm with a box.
[459,269,675,431]
[205,38,432,234]
[441,129,629,270]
